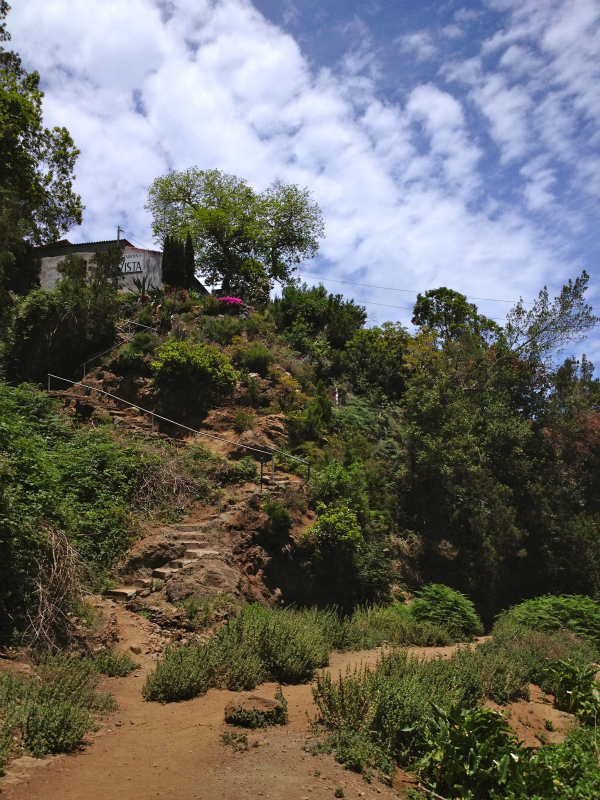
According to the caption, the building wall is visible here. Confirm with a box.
[37,245,163,291]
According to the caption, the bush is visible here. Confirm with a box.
[493,595,600,650]
[233,409,256,433]
[265,501,291,536]
[200,315,245,345]
[0,652,118,770]
[143,604,329,702]
[93,647,140,678]
[410,584,484,642]
[302,503,364,559]
[232,340,273,377]
[152,338,236,395]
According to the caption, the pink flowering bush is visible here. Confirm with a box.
[218,296,243,314]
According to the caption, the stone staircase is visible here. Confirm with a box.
[104,519,232,602]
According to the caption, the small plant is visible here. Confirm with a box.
[221,731,249,752]
[544,718,555,731]
[233,409,256,433]
[265,500,291,536]
[334,787,345,798]
[93,647,140,677]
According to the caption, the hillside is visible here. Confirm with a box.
[2,283,600,798]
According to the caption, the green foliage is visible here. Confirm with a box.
[302,502,364,559]
[152,338,236,396]
[410,584,484,642]
[270,283,366,352]
[344,323,408,400]
[233,408,256,433]
[0,652,118,771]
[0,6,83,293]
[493,595,600,650]
[412,287,499,344]
[417,704,546,800]
[265,500,291,536]
[93,647,140,678]
[136,303,154,326]
[230,339,273,377]
[199,315,245,345]
[147,168,324,294]
[542,659,600,716]
[143,604,330,702]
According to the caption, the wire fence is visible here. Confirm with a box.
[47,373,310,483]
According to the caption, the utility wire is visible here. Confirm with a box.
[297,272,531,306]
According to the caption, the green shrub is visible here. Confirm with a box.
[233,409,256,433]
[410,584,483,642]
[302,503,364,559]
[231,340,273,377]
[152,338,236,394]
[417,705,548,800]
[265,501,291,535]
[200,315,245,345]
[143,605,329,702]
[93,647,140,677]
[136,304,154,327]
[0,652,118,770]
[493,595,600,650]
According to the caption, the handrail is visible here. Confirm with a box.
[47,373,310,482]
[79,320,156,377]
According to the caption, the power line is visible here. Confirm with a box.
[297,272,531,306]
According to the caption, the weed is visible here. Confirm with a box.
[334,788,345,798]
[221,731,249,752]
[544,718,555,731]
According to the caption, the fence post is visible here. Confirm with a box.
[218,490,221,516]
[307,463,311,483]
[271,453,275,483]
[47,374,51,392]
[194,432,197,445]
[151,414,154,434]
[260,460,263,492]
[82,362,86,379]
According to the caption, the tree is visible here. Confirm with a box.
[146,168,324,294]
[0,3,83,293]
[412,287,499,344]
[503,271,597,363]
[161,234,185,287]
[184,231,195,288]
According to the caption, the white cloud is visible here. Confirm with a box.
[396,31,437,61]
[6,0,596,341]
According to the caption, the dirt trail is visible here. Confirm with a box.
[1,616,574,800]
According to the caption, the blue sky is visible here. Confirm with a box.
[8,0,600,364]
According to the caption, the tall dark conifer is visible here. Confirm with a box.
[184,231,195,288]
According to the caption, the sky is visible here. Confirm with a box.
[7,0,600,363]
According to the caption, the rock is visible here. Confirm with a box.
[166,560,240,603]
[224,694,287,728]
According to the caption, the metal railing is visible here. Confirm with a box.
[47,373,310,482]
[80,320,155,378]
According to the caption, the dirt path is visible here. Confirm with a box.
[0,611,573,800]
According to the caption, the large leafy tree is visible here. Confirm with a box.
[0,2,83,293]
[146,168,324,294]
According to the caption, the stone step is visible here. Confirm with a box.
[104,588,137,601]
[134,578,153,588]
[184,548,220,559]
[166,531,207,541]
[171,523,206,532]
[152,567,177,580]
[179,539,211,548]
[168,558,197,569]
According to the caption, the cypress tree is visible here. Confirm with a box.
[184,231,195,288]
